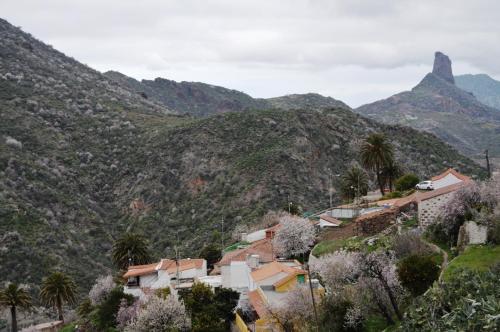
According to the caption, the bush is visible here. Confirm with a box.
[395,173,419,192]
[488,216,500,244]
[392,232,431,259]
[397,254,440,296]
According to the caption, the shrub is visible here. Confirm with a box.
[392,232,431,259]
[395,174,419,192]
[397,254,440,296]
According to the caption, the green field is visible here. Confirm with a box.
[442,245,500,281]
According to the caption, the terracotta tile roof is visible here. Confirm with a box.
[123,259,205,278]
[248,289,269,318]
[217,238,274,266]
[250,261,306,289]
[123,263,158,278]
[157,258,204,273]
[392,181,471,207]
[431,168,471,182]
[319,215,342,225]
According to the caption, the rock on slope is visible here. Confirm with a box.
[0,20,485,293]
[356,52,500,158]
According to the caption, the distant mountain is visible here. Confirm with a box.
[265,93,351,111]
[0,18,485,294]
[105,71,350,116]
[356,52,500,158]
[455,74,500,110]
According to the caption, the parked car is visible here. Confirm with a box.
[415,180,434,190]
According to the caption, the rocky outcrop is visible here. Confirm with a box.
[432,51,455,84]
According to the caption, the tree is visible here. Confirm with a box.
[402,266,500,331]
[40,272,77,322]
[94,287,134,330]
[0,283,32,332]
[341,166,369,201]
[112,233,153,270]
[180,283,238,331]
[380,160,402,192]
[357,251,403,324]
[394,173,420,192]
[125,295,190,332]
[89,275,115,305]
[397,254,440,296]
[361,133,394,196]
[273,214,316,258]
[199,243,221,270]
[266,286,316,332]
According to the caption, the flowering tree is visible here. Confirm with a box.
[357,251,404,323]
[117,298,141,330]
[310,250,360,291]
[89,275,115,305]
[125,295,190,332]
[435,182,499,245]
[266,286,316,332]
[273,214,316,258]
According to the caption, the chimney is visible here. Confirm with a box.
[432,51,455,84]
[247,254,260,269]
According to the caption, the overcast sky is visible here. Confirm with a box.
[2,0,499,107]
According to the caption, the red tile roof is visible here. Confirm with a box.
[123,263,158,278]
[217,238,274,266]
[248,289,269,318]
[250,261,305,283]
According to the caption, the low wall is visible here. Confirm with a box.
[354,208,398,236]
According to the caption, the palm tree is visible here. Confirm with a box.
[112,233,152,270]
[0,283,32,332]
[40,272,77,322]
[381,160,402,192]
[361,133,394,196]
[341,166,369,201]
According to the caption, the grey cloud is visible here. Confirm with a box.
[1,0,499,106]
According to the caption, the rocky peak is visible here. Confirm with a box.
[432,51,455,84]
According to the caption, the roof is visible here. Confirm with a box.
[123,263,158,278]
[393,181,471,207]
[356,207,397,221]
[318,215,342,225]
[248,289,270,318]
[217,238,274,266]
[157,258,205,273]
[123,259,205,278]
[251,261,305,282]
[431,168,471,182]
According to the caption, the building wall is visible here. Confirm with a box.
[221,262,256,291]
[418,192,455,228]
[433,174,462,189]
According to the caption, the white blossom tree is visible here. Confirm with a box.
[310,250,361,291]
[266,286,316,332]
[125,295,190,332]
[273,214,316,258]
[88,275,115,305]
[117,298,141,331]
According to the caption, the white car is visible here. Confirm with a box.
[415,181,434,190]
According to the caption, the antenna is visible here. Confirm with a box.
[175,231,180,287]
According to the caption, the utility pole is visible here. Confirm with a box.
[328,168,333,209]
[306,262,320,332]
[221,215,225,255]
[485,149,491,179]
[175,232,180,287]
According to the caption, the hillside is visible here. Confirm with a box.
[0,19,486,294]
[105,71,350,116]
[356,52,500,158]
[455,73,500,110]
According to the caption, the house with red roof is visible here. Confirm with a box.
[123,258,207,299]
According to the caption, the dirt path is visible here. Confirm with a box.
[423,240,449,281]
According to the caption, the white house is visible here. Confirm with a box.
[123,258,207,299]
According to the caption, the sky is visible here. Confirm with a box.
[1,0,499,107]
